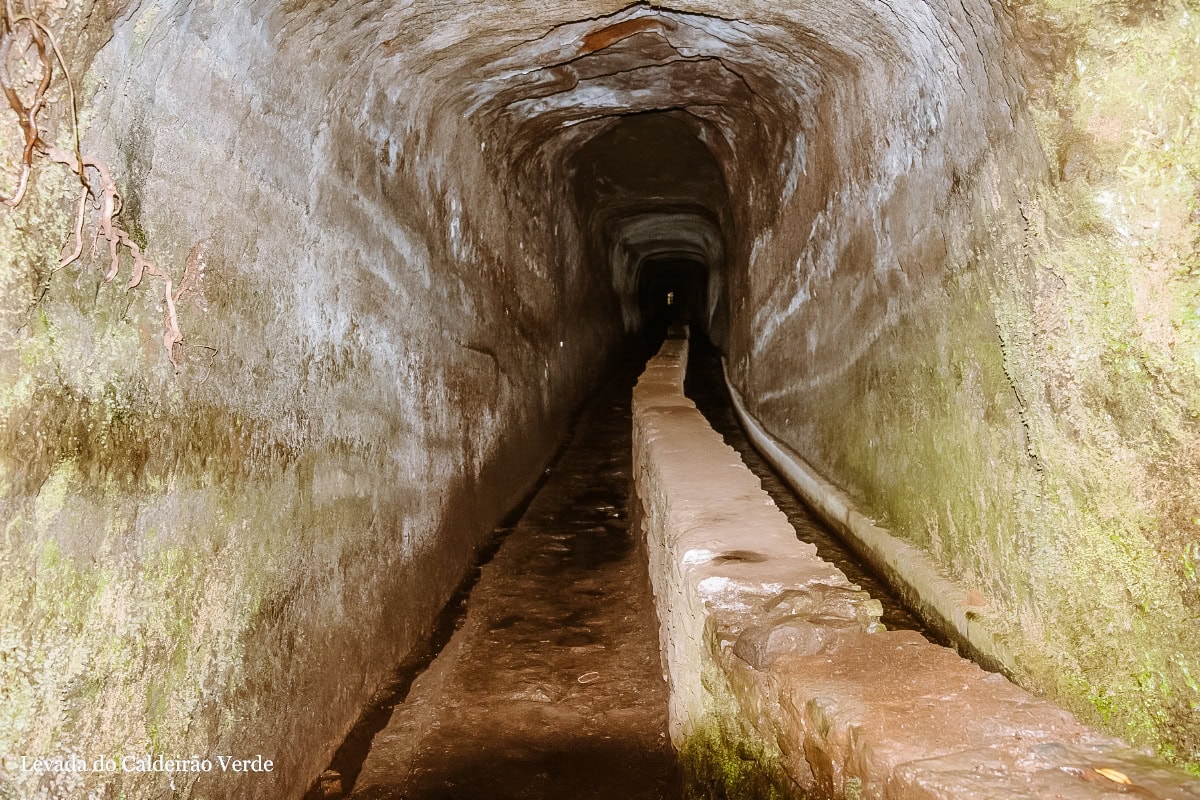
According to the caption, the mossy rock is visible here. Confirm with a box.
[678,721,805,800]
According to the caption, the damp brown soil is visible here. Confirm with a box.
[321,359,680,800]
[683,332,935,638]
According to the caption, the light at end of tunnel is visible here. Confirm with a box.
[666,291,675,306]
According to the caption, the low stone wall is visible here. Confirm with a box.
[722,370,1014,678]
[631,335,1200,800]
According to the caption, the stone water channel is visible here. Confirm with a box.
[682,334,933,639]
[304,339,934,799]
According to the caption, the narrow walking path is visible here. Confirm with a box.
[346,363,680,800]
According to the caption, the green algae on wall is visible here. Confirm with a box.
[737,0,1200,771]
[999,0,1200,764]
[773,168,1200,768]
[678,721,799,800]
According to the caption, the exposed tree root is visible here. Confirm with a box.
[1,2,188,367]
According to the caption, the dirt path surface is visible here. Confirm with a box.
[346,368,680,800]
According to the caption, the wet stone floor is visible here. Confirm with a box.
[341,366,680,800]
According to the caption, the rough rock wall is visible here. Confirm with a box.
[0,1,622,797]
[725,0,1200,768]
[633,335,1200,800]
[2,0,1197,795]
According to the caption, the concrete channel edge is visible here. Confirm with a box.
[631,334,1200,800]
[720,358,1015,676]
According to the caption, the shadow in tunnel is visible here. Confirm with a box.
[636,255,709,342]
[349,738,679,800]
[567,110,730,342]
[302,442,582,800]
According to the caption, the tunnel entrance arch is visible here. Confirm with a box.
[564,112,731,340]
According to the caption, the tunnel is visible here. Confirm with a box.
[1,0,1199,797]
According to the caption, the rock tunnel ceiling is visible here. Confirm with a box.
[2,0,1200,795]
[345,0,1024,339]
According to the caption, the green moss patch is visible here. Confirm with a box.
[678,720,804,800]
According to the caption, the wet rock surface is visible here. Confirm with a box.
[343,362,679,800]
[634,335,1200,800]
